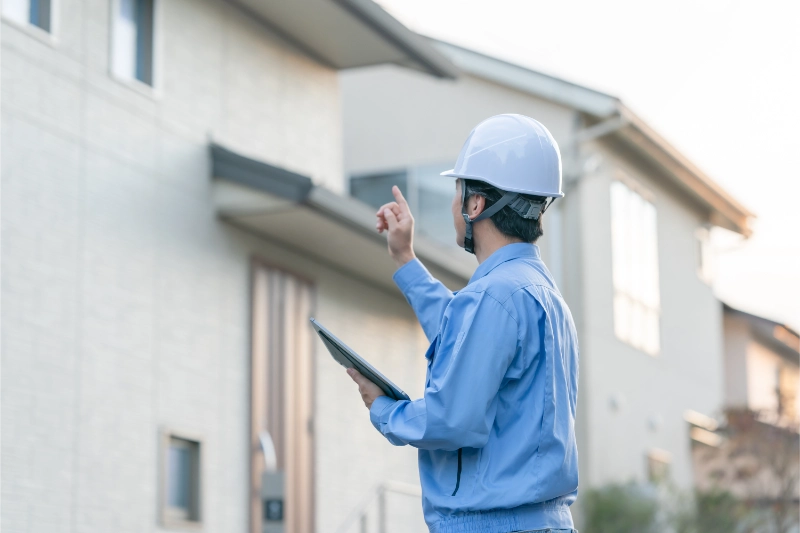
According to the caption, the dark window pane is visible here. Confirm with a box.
[29,0,51,31]
[167,444,192,510]
[135,0,154,84]
[416,166,457,248]
[350,172,407,210]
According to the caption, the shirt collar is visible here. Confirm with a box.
[469,243,541,284]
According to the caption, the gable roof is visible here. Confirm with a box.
[431,39,754,236]
[232,0,458,78]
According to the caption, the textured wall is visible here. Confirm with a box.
[1,1,425,532]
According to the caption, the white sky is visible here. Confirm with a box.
[376,0,800,331]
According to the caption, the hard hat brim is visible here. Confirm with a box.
[440,170,565,198]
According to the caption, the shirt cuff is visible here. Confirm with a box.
[392,258,432,294]
[369,395,396,432]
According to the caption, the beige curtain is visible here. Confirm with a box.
[251,262,315,533]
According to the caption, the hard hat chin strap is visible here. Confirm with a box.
[461,179,519,255]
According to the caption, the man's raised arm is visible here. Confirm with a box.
[376,186,454,340]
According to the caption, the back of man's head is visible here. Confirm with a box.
[464,179,545,243]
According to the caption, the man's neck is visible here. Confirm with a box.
[473,224,523,264]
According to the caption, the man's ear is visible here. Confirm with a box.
[470,195,486,219]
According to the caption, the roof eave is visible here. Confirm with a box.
[333,0,459,79]
[232,0,458,79]
[209,143,473,290]
[428,38,754,236]
[615,106,754,236]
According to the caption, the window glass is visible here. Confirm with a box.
[611,180,660,355]
[350,171,408,211]
[113,0,154,85]
[350,165,458,248]
[167,443,192,510]
[416,164,457,247]
[29,0,50,31]
[164,436,200,523]
[3,0,51,32]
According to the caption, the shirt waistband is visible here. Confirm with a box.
[429,497,574,533]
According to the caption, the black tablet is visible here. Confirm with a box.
[310,318,411,402]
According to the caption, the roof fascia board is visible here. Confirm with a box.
[227,0,338,69]
[432,40,619,117]
[615,107,753,236]
[333,0,458,79]
[428,39,753,235]
[211,144,314,202]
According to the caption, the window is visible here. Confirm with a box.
[696,226,714,284]
[2,0,52,32]
[350,163,457,248]
[161,433,202,526]
[611,180,660,355]
[112,0,155,85]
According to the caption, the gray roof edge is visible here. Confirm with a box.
[430,39,619,116]
[210,143,314,202]
[211,143,472,282]
[333,0,459,79]
[422,40,753,233]
[723,302,800,340]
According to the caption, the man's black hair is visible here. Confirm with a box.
[464,179,545,243]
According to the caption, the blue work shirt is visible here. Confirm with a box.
[369,243,580,533]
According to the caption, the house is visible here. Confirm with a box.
[340,39,754,504]
[1,1,462,532]
[722,304,799,427]
[690,306,799,527]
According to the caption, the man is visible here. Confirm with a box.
[347,114,580,533]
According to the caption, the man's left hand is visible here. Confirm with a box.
[347,368,385,409]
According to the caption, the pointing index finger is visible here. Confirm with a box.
[392,185,409,210]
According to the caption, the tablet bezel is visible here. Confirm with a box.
[310,318,411,402]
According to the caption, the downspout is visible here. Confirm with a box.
[556,109,628,531]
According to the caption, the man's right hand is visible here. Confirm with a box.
[376,185,416,268]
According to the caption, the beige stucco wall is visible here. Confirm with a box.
[1,1,425,532]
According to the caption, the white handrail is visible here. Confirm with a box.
[333,481,422,533]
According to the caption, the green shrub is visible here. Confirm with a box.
[583,482,658,533]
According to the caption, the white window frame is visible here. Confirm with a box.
[610,176,661,356]
[109,0,162,96]
[695,225,714,285]
[159,428,203,529]
[1,0,60,45]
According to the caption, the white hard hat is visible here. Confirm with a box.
[441,114,564,198]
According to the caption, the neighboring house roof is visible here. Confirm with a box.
[431,40,754,236]
[232,0,458,78]
[724,303,800,364]
[210,144,473,291]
